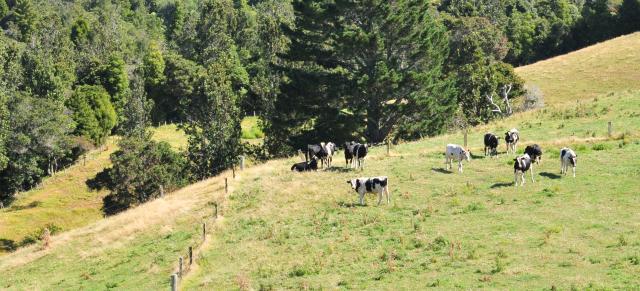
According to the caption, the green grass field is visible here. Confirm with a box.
[180,91,640,290]
[1,34,640,289]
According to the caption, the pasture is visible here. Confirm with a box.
[181,91,640,290]
[1,33,640,289]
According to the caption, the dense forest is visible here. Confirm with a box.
[0,0,638,211]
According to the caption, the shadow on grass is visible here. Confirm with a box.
[431,167,452,174]
[337,201,366,208]
[0,238,17,252]
[540,172,562,179]
[490,182,514,188]
[325,167,352,173]
[5,201,42,212]
[470,153,486,159]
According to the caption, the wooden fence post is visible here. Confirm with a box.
[159,184,164,198]
[188,246,193,265]
[240,156,245,170]
[202,222,206,240]
[386,139,390,156]
[225,178,228,194]
[608,121,612,137]
[213,202,218,218]
[179,257,183,278]
[464,129,468,148]
[171,273,178,291]
[232,166,236,179]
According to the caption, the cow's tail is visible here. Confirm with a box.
[291,164,296,171]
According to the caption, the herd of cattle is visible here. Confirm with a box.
[291,128,578,205]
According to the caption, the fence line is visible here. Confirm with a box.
[170,156,244,290]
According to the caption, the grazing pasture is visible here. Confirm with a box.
[181,91,640,290]
[1,34,640,289]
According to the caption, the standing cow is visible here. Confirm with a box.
[514,153,534,186]
[560,147,577,177]
[353,143,368,170]
[306,143,328,168]
[344,141,357,168]
[346,176,391,206]
[524,144,542,164]
[445,144,471,173]
[322,142,337,168]
[505,128,520,155]
[484,133,499,157]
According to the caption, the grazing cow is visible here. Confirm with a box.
[346,176,390,206]
[323,142,338,168]
[344,141,357,168]
[505,128,520,154]
[445,144,471,173]
[306,143,328,167]
[353,143,369,170]
[560,147,577,177]
[291,158,318,172]
[484,133,499,157]
[524,144,543,164]
[514,153,534,186]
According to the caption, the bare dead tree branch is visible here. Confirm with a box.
[486,93,503,114]
[501,83,513,115]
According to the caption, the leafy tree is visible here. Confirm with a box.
[267,0,453,154]
[0,94,74,200]
[182,57,243,179]
[121,73,154,137]
[12,0,38,41]
[66,85,117,145]
[143,42,165,88]
[99,133,187,214]
[619,0,640,34]
[153,52,203,123]
[0,0,8,21]
[70,18,91,47]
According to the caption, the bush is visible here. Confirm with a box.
[98,134,188,215]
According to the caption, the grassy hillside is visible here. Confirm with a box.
[182,91,640,290]
[2,34,640,289]
[515,32,640,106]
[0,125,186,254]
[0,120,263,254]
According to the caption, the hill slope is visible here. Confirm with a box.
[515,32,640,106]
[2,34,640,289]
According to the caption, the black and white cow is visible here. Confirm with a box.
[346,176,390,206]
[445,144,471,173]
[524,144,543,164]
[505,128,520,155]
[560,147,577,177]
[291,158,318,172]
[306,143,328,167]
[353,143,369,170]
[323,142,338,168]
[484,133,499,157]
[344,141,357,168]
[514,153,534,186]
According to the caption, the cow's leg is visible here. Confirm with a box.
[530,168,535,183]
[514,171,518,186]
[521,172,525,186]
[377,191,382,205]
[458,160,463,173]
[572,166,576,178]
[385,186,390,204]
[359,192,365,205]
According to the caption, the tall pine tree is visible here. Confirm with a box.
[267,0,454,154]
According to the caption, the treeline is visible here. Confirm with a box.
[0,0,638,211]
[438,0,640,65]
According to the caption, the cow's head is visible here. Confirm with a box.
[464,149,471,161]
[347,179,359,190]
